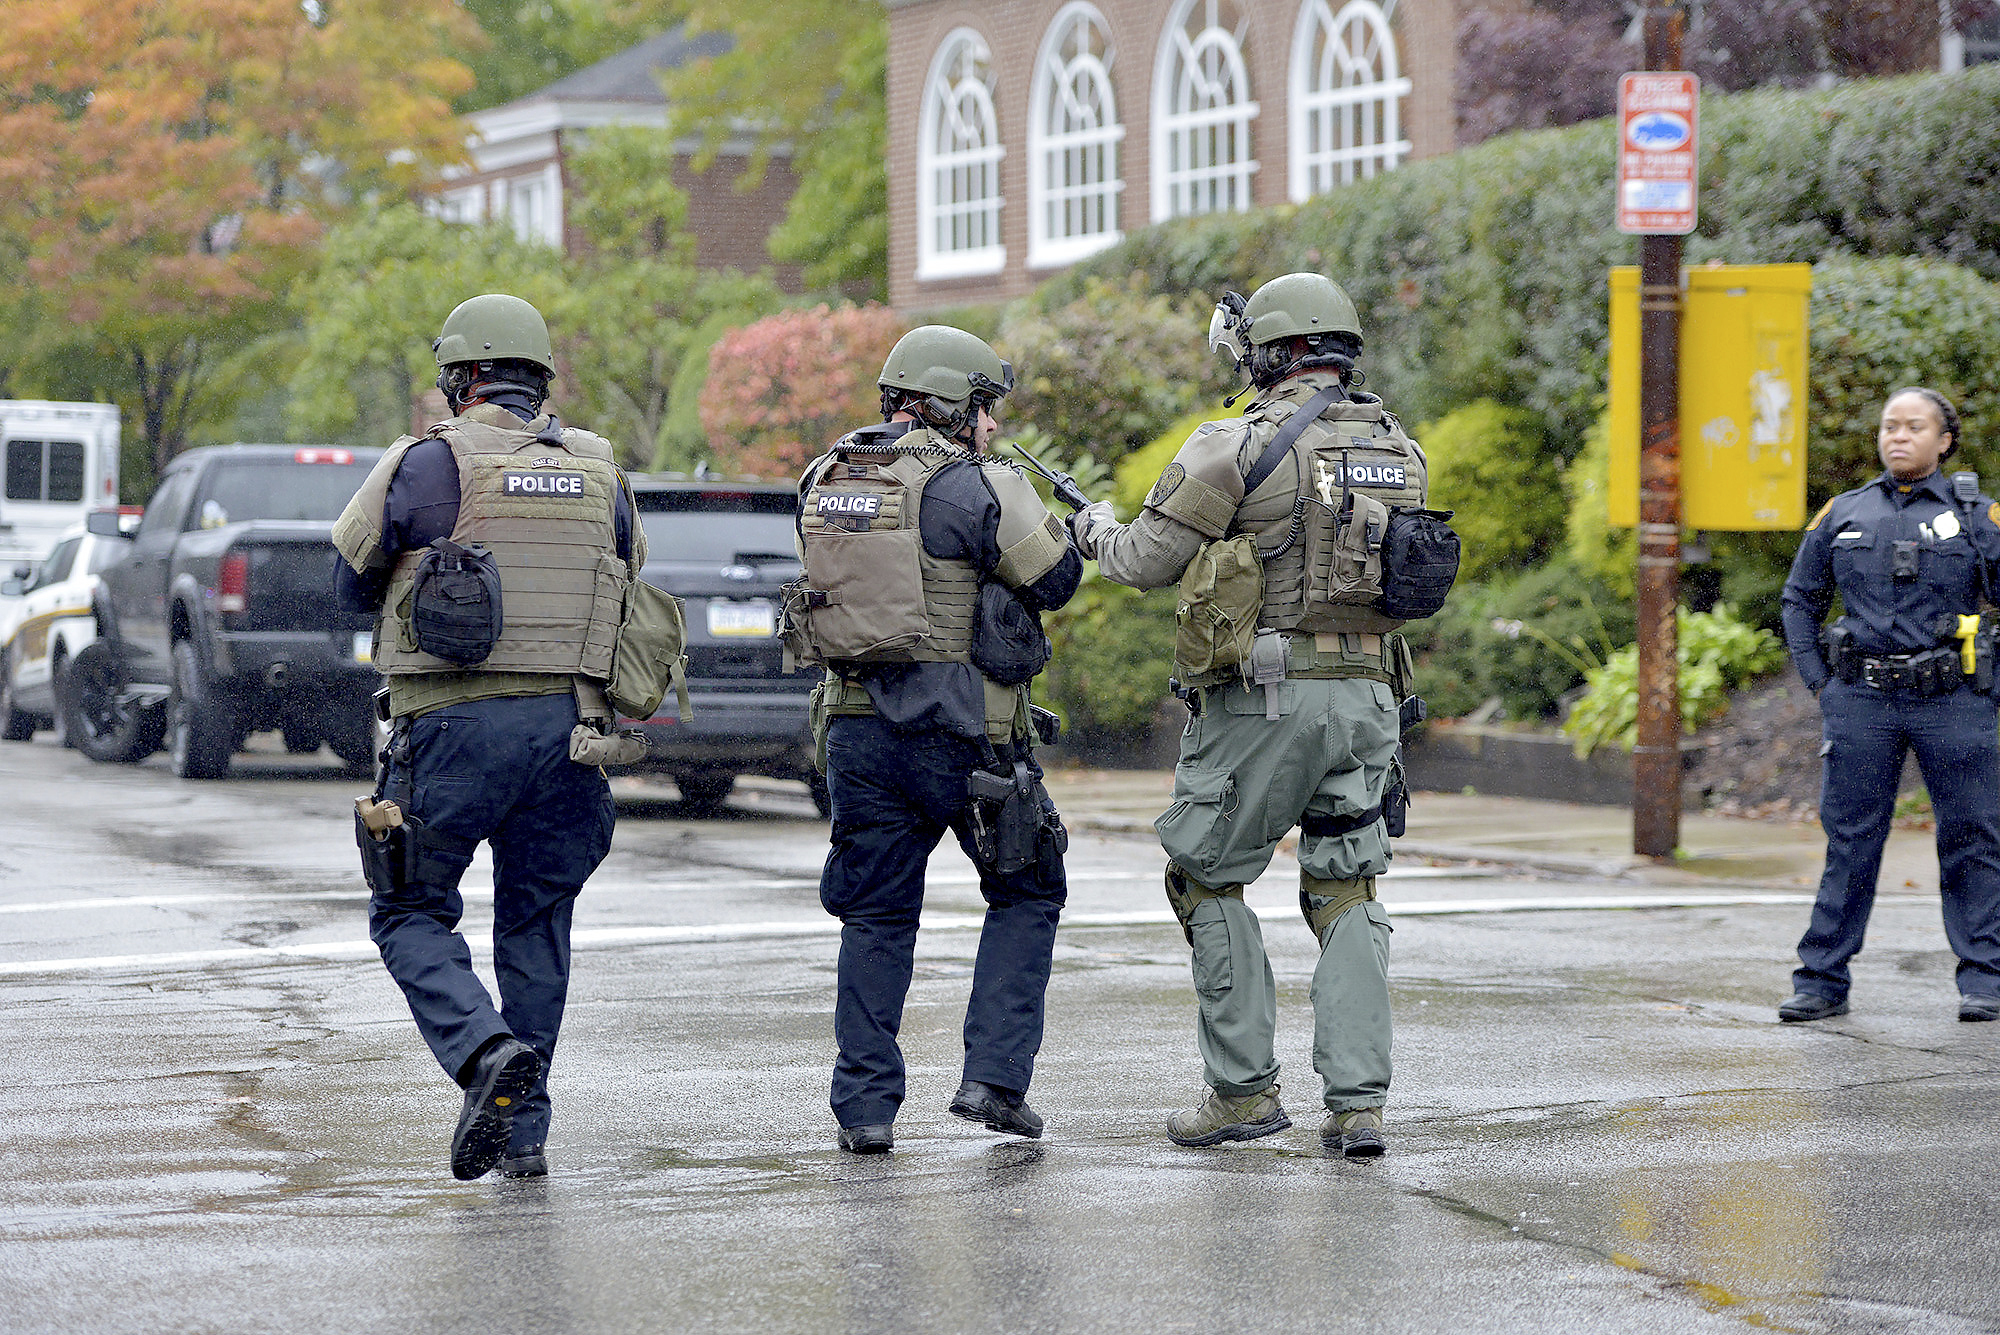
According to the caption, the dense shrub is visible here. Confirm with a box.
[1110,408,1242,515]
[1048,66,2000,456]
[996,274,1237,469]
[1405,556,1635,722]
[699,303,906,478]
[1039,574,1178,740]
[1562,408,1635,601]
[1417,398,1566,582]
[1561,604,1787,756]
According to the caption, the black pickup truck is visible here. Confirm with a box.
[66,444,384,778]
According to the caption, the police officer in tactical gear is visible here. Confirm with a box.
[788,325,1083,1153]
[1075,273,1451,1158]
[333,293,644,1180]
[1778,386,2000,1024]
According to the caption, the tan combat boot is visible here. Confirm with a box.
[1165,1084,1291,1147]
[1322,1107,1385,1158]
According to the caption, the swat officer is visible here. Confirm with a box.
[1073,273,1455,1157]
[788,326,1083,1153]
[1778,386,2000,1024]
[333,293,645,1179]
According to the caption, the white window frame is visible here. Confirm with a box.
[1288,0,1412,201]
[1151,0,1260,223]
[1028,3,1125,269]
[917,28,1007,281]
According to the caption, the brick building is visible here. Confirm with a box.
[434,28,802,287]
[885,0,1458,311]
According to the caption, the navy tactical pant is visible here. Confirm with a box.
[1796,680,2000,1002]
[820,715,1068,1129]
[369,692,616,1153]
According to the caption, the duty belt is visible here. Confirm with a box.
[1183,631,1400,691]
[1857,648,1961,695]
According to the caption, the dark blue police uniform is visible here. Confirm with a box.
[1780,468,2000,1008]
[337,407,636,1158]
[819,460,1082,1132]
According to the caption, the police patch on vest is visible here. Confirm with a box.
[1329,461,1407,487]
[1148,463,1187,509]
[503,470,588,497]
[817,492,882,519]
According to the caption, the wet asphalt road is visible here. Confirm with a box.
[2,734,1998,1335]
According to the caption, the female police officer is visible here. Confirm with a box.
[1779,387,2000,1024]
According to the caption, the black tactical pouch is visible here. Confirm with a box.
[1822,621,1860,684]
[971,580,1052,686]
[1375,509,1460,621]
[410,538,502,665]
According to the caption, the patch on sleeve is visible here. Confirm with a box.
[1147,462,1187,509]
[1989,501,2000,530]
[1805,498,1834,531]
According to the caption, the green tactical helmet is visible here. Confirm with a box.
[1241,273,1362,346]
[433,293,555,374]
[878,325,1015,408]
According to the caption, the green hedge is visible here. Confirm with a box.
[1417,398,1566,582]
[1042,66,2000,456]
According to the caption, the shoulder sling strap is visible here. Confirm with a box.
[1242,385,1348,496]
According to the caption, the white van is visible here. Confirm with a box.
[0,401,121,576]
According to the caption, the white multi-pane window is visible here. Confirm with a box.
[918,29,1006,280]
[1288,0,1412,200]
[1151,0,1260,222]
[1028,3,1124,268]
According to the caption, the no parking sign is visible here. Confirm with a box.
[1617,72,1699,235]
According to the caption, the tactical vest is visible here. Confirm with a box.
[783,427,981,668]
[1237,394,1431,636]
[363,417,626,681]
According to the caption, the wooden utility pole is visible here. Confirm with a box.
[1632,2,1686,858]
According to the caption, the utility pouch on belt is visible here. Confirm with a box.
[1822,621,1859,684]
[1174,534,1263,677]
[606,577,690,721]
[409,539,502,665]
[1244,628,1288,719]
[968,760,1044,876]
[568,722,649,767]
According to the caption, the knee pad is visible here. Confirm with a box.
[1300,873,1375,944]
[1164,864,1244,946]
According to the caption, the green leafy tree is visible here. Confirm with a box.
[454,0,663,113]
[1417,399,1567,582]
[662,1,888,297]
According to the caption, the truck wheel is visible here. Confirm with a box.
[673,770,734,817]
[63,643,165,763]
[327,706,383,778]
[281,725,324,755]
[168,640,236,780]
[0,647,34,741]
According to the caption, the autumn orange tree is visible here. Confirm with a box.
[0,0,476,487]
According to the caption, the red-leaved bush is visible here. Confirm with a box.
[698,303,907,477]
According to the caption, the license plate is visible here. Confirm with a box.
[352,631,373,663]
[707,600,775,638]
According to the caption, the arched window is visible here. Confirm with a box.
[1288,0,1411,200]
[1029,3,1124,268]
[1152,0,1259,223]
[917,29,1006,280]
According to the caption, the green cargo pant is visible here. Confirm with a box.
[1155,676,1398,1113]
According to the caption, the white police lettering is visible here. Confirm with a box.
[503,471,587,496]
[1336,462,1407,488]
[817,493,882,518]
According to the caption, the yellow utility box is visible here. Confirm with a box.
[1608,262,1810,529]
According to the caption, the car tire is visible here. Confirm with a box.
[0,646,35,741]
[673,770,734,817]
[808,773,832,819]
[168,640,236,780]
[327,705,383,779]
[63,642,165,763]
[281,725,324,755]
[50,649,74,747]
